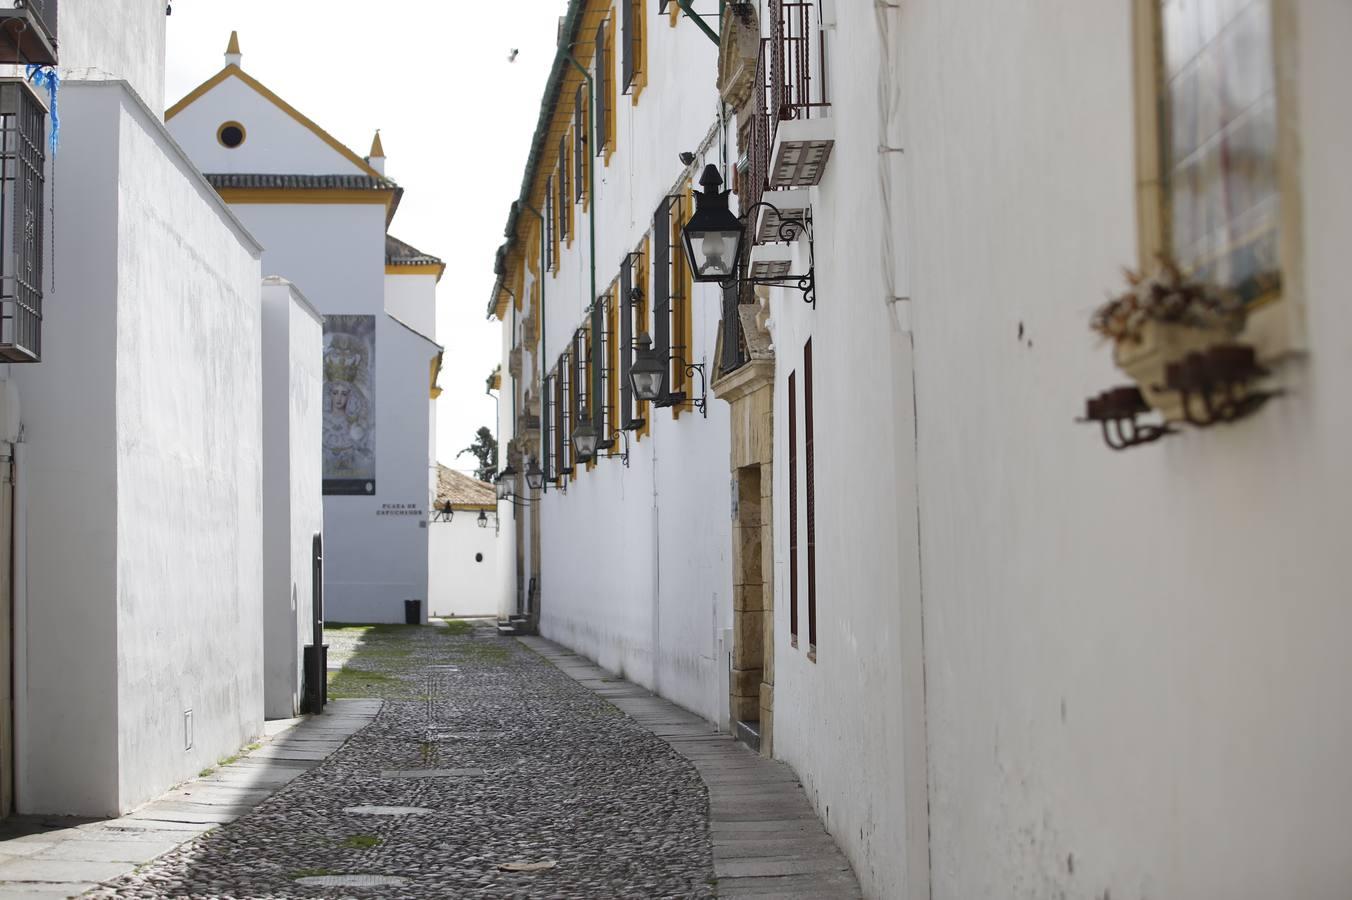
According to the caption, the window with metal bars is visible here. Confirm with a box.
[650,197,678,407]
[574,85,587,202]
[788,368,799,646]
[544,175,556,271]
[804,338,816,656]
[542,371,554,481]
[0,80,45,362]
[619,251,643,430]
[594,21,609,157]
[621,0,641,93]
[574,329,588,447]
[558,135,570,242]
[557,352,572,477]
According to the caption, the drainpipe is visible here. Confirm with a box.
[564,49,604,438]
[678,0,721,44]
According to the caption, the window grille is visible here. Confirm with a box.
[574,329,588,442]
[619,253,637,429]
[594,21,609,157]
[542,371,554,481]
[558,352,572,475]
[0,79,45,363]
[788,369,799,643]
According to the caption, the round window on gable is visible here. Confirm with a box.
[217,121,246,149]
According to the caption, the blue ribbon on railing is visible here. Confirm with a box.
[24,65,59,156]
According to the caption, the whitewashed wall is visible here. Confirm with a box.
[12,81,264,815]
[511,14,735,725]
[428,518,498,618]
[168,75,438,625]
[261,278,323,719]
[767,3,1352,899]
[168,74,367,175]
[385,272,439,341]
[50,0,167,110]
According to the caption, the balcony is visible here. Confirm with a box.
[767,0,832,188]
[0,0,58,66]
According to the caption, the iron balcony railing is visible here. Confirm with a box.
[770,0,830,124]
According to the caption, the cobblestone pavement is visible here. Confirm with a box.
[89,621,715,899]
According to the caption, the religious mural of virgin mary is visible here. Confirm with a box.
[323,315,376,494]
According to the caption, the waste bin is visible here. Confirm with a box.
[404,599,422,625]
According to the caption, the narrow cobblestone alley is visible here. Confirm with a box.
[89,621,716,899]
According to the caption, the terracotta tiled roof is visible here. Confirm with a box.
[386,234,444,267]
[203,173,399,191]
[436,464,495,508]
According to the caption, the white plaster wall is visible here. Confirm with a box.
[110,82,265,812]
[526,6,734,722]
[9,86,121,815]
[385,273,439,341]
[320,317,435,625]
[52,0,167,110]
[429,519,499,618]
[167,74,368,176]
[12,82,264,816]
[261,278,323,720]
[767,3,1352,899]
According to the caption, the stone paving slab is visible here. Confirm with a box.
[520,636,863,899]
[0,699,377,899]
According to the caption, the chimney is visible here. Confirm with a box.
[225,31,242,68]
[368,130,386,176]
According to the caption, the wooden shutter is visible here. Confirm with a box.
[574,85,586,201]
[558,136,569,240]
[652,197,672,401]
[788,369,799,643]
[545,176,555,269]
[621,0,636,91]
[595,21,608,156]
[805,339,816,651]
[620,255,636,429]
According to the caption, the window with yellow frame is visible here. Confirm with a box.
[669,183,694,419]
[631,241,651,440]
[1135,0,1301,352]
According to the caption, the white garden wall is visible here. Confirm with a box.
[261,278,323,719]
[428,519,498,618]
[12,81,265,815]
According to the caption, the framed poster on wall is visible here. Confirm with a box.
[323,315,376,495]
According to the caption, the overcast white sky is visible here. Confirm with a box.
[165,1,566,474]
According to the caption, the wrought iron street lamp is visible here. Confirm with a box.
[681,165,744,284]
[680,164,816,307]
[525,458,545,492]
[430,500,454,523]
[495,465,517,500]
[477,509,489,528]
[629,333,667,402]
[571,412,599,462]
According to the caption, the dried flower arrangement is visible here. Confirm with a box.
[1092,259,1244,344]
